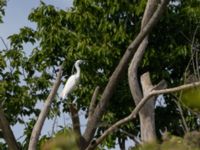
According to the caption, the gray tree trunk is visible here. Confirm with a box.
[140,73,156,142]
[128,0,158,143]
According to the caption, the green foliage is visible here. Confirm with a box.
[0,0,6,23]
[134,131,200,150]
[183,0,200,23]
[40,128,78,150]
[180,87,200,111]
[1,0,200,148]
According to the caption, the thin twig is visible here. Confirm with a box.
[171,94,189,133]
[119,129,142,145]
[191,26,200,76]
[51,115,57,136]
[175,99,189,132]
[195,50,199,78]
[0,36,9,50]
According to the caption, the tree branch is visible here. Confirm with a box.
[82,0,170,146]
[119,129,142,145]
[128,0,158,104]
[139,72,157,141]
[173,98,189,133]
[28,65,63,150]
[69,103,84,148]
[86,81,200,150]
[88,86,99,120]
[0,107,19,150]
[69,104,81,136]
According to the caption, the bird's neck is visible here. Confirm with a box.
[75,64,81,77]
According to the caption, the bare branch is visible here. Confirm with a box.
[128,37,147,104]
[151,81,200,95]
[191,25,200,77]
[88,86,99,121]
[119,129,142,145]
[86,81,200,150]
[128,0,158,104]
[51,115,57,135]
[82,0,170,146]
[139,72,157,141]
[0,107,19,150]
[0,36,9,50]
[69,104,81,136]
[28,65,63,150]
[173,97,189,133]
[133,82,200,119]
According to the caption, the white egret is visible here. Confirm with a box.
[60,60,84,100]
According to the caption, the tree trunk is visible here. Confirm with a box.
[140,73,156,142]
[128,0,158,143]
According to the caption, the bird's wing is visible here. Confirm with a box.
[60,75,77,99]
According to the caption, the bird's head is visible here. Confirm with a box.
[71,60,86,74]
[75,59,85,65]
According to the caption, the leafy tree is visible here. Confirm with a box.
[0,0,200,150]
[0,0,6,23]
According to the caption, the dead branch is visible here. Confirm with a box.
[28,65,63,150]
[85,81,200,150]
[173,98,189,133]
[69,103,84,148]
[0,37,9,50]
[69,103,81,136]
[128,0,158,104]
[88,86,99,120]
[119,129,142,145]
[139,72,157,141]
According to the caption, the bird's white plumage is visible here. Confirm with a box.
[60,60,84,100]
